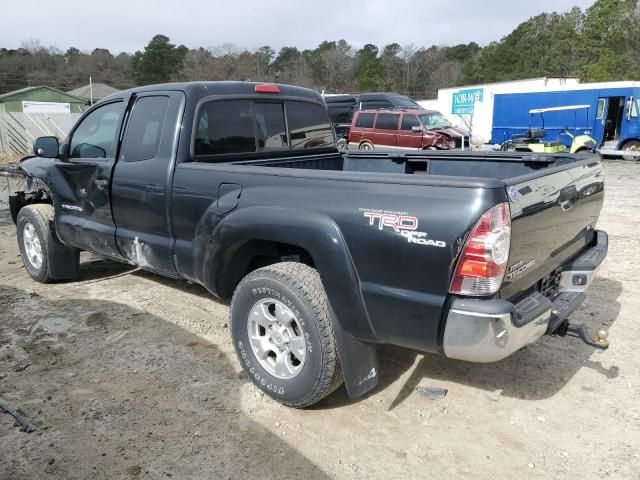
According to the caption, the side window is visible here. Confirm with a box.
[362,101,393,110]
[120,96,170,161]
[69,102,124,159]
[632,98,640,118]
[355,113,375,128]
[193,100,255,156]
[287,101,334,150]
[375,113,400,130]
[596,99,606,120]
[254,102,287,151]
[400,114,420,130]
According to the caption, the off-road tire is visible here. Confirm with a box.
[16,204,79,283]
[230,262,343,407]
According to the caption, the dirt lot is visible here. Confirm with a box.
[1,160,639,480]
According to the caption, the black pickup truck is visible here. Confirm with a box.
[11,81,609,407]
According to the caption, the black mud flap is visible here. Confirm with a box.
[9,193,25,225]
[330,306,379,399]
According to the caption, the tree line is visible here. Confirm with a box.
[0,0,638,99]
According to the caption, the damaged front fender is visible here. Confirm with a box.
[8,156,55,224]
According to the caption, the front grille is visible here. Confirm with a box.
[538,269,562,299]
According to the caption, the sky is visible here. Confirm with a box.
[1,0,596,54]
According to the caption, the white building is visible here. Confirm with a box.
[418,77,581,145]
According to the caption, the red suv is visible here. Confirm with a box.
[348,109,470,151]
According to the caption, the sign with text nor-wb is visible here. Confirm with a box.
[452,88,483,115]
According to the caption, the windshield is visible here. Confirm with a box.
[419,112,452,130]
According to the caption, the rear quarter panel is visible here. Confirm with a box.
[172,164,506,352]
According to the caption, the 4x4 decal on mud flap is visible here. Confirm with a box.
[355,367,377,387]
[360,208,446,248]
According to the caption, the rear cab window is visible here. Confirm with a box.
[287,102,334,149]
[254,102,287,151]
[194,100,255,156]
[193,98,333,159]
[375,113,400,130]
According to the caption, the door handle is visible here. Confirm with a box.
[94,179,108,190]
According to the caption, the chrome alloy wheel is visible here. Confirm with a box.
[247,298,307,379]
[22,222,43,270]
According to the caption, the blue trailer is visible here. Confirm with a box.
[490,82,640,154]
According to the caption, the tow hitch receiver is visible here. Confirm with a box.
[558,322,609,350]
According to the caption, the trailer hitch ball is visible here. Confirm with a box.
[596,329,609,346]
[563,322,610,350]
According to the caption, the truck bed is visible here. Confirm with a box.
[232,150,594,182]
[225,149,604,305]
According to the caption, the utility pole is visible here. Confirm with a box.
[89,76,93,105]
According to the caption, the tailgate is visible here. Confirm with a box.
[500,158,604,300]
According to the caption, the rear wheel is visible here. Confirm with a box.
[336,137,348,151]
[622,140,640,161]
[359,142,373,151]
[17,204,79,283]
[230,262,343,407]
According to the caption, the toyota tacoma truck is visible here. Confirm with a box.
[10,81,609,407]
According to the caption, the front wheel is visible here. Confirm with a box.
[359,142,373,151]
[17,204,79,283]
[230,262,343,407]
[336,137,348,151]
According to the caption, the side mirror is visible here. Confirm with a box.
[33,136,59,158]
[411,126,422,132]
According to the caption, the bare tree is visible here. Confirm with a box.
[400,44,417,95]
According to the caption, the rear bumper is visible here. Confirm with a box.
[442,230,608,363]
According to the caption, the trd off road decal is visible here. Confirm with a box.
[360,208,446,248]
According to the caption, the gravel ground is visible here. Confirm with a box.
[0,161,639,480]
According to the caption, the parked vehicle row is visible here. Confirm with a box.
[349,108,470,151]
[12,81,608,409]
[324,92,425,150]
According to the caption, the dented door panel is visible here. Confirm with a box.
[49,98,128,258]
[50,161,123,258]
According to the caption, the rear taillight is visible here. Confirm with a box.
[450,202,511,296]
